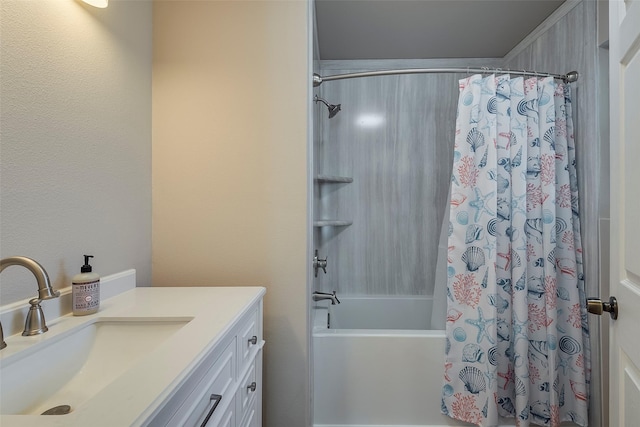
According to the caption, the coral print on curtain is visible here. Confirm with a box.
[441,74,589,427]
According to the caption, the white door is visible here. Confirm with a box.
[609,0,640,425]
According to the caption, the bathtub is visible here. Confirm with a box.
[312,296,470,427]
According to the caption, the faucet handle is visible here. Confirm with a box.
[319,258,327,274]
[313,250,328,277]
[331,290,340,304]
[22,298,49,336]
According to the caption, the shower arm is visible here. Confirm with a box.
[314,95,331,108]
[313,68,579,87]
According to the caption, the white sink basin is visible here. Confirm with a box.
[0,317,191,416]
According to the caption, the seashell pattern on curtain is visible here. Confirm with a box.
[441,74,589,427]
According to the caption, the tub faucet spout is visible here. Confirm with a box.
[312,291,340,305]
[0,256,60,346]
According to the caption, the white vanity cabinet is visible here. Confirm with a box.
[0,280,265,427]
[147,298,264,427]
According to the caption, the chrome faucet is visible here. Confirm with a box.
[312,290,340,305]
[0,256,60,348]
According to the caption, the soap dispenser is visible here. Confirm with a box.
[72,255,100,316]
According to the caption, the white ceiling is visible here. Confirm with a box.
[315,0,566,60]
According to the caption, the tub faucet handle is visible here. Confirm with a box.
[313,250,328,277]
[329,290,340,304]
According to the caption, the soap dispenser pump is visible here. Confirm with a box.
[72,255,100,316]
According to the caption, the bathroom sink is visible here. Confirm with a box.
[0,317,191,416]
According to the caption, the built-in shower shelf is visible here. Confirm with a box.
[313,220,353,227]
[315,175,353,184]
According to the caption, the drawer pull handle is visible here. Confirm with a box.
[200,394,222,427]
[248,335,258,345]
[247,382,257,392]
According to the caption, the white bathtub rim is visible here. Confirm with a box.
[329,294,435,300]
[313,424,514,427]
[314,425,455,427]
[312,327,446,337]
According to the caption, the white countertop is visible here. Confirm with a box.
[0,286,265,426]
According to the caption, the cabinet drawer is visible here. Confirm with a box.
[237,307,260,373]
[238,395,258,427]
[236,359,257,418]
[203,395,235,427]
[167,338,236,427]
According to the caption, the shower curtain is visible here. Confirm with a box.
[441,74,589,427]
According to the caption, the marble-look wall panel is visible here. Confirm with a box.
[314,68,464,296]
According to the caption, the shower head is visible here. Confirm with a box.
[314,95,341,119]
[327,103,341,119]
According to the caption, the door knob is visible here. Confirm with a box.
[587,296,618,320]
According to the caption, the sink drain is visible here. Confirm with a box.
[41,405,71,415]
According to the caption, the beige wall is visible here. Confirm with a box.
[152,2,309,426]
[0,1,152,304]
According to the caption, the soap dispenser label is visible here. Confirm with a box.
[72,280,100,314]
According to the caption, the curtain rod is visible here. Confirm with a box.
[312,68,579,87]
